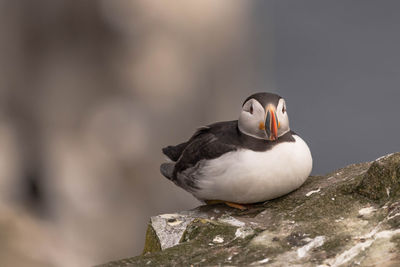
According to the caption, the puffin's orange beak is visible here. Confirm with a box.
[265,106,278,141]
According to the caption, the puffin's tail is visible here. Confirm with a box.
[160,163,175,181]
[162,141,188,162]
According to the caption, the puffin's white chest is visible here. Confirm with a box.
[194,135,312,203]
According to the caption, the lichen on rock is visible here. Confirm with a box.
[99,153,400,267]
[355,153,400,203]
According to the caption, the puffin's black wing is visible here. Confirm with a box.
[161,126,211,161]
[175,122,239,172]
[161,121,239,192]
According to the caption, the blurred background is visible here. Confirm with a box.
[0,0,400,266]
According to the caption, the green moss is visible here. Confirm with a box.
[230,246,284,264]
[180,218,236,244]
[142,224,161,255]
[356,153,400,204]
[337,174,364,194]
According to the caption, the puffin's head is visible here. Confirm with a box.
[238,92,290,141]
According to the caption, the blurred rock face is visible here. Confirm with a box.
[0,1,271,266]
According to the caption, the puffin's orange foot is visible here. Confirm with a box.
[205,200,249,210]
[224,201,248,210]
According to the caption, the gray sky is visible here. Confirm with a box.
[256,0,400,174]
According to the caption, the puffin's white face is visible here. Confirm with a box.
[238,98,290,141]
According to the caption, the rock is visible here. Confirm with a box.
[355,153,400,204]
[99,153,400,267]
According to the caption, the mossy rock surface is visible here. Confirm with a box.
[99,153,400,267]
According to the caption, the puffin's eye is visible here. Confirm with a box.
[249,104,253,114]
[282,105,286,114]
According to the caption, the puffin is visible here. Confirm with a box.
[160,92,312,209]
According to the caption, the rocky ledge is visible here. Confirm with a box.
[100,153,400,266]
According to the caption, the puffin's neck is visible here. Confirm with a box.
[236,126,295,151]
